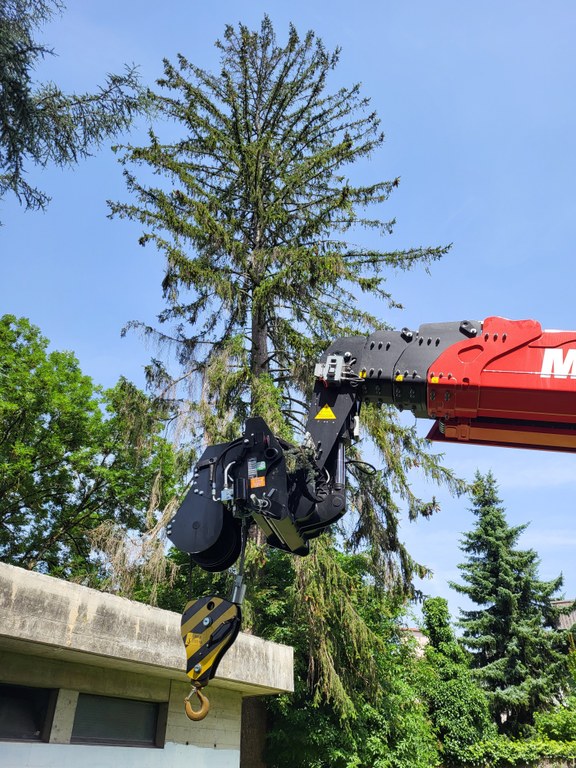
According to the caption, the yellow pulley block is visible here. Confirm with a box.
[180,595,242,722]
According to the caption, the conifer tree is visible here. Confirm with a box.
[451,471,571,735]
[1,0,141,213]
[110,17,462,717]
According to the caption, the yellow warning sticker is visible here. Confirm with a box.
[315,405,337,420]
[250,476,266,488]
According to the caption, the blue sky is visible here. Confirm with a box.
[2,1,576,617]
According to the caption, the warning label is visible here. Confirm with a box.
[315,405,337,420]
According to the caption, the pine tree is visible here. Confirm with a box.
[110,17,462,718]
[451,471,571,735]
[0,0,142,213]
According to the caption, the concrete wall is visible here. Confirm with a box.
[0,743,238,768]
[1,679,242,768]
[0,563,294,768]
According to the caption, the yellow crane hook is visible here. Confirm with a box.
[184,687,210,721]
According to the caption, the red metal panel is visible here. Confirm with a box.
[427,317,576,425]
[427,419,576,453]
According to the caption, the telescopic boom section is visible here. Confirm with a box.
[167,317,576,571]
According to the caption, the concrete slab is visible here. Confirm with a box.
[0,562,293,695]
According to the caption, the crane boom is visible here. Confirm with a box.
[169,316,576,718]
[168,316,576,570]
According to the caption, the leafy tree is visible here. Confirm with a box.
[0,0,141,213]
[533,696,576,742]
[0,314,179,580]
[451,471,571,736]
[418,597,496,765]
[109,16,461,722]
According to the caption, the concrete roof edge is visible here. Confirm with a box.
[0,561,293,694]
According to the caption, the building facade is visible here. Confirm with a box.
[0,562,293,768]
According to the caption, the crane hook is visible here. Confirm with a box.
[184,687,210,721]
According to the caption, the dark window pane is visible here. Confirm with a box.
[71,693,160,747]
[0,684,54,741]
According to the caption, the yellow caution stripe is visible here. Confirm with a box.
[180,596,241,689]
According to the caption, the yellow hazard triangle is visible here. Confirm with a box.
[315,404,337,420]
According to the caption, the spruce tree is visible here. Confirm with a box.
[451,471,571,735]
[0,0,141,213]
[110,17,462,718]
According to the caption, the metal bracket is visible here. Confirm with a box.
[314,354,345,383]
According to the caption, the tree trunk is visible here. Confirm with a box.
[251,303,269,378]
[240,697,268,768]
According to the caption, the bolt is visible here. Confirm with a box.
[194,664,202,673]
[202,617,212,627]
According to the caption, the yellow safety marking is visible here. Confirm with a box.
[315,405,337,420]
[184,605,238,663]
[188,643,227,682]
[185,636,208,661]
[185,632,203,654]
[181,598,223,638]
[430,376,439,384]
[395,374,404,382]
[359,370,367,379]
[186,613,239,682]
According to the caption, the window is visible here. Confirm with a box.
[0,684,57,742]
[71,693,166,748]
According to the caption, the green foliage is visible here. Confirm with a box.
[456,695,576,766]
[462,735,576,767]
[254,546,440,768]
[533,696,576,742]
[110,12,461,593]
[418,598,496,765]
[0,314,178,578]
[266,689,439,768]
[110,14,461,748]
[451,471,571,736]
[0,0,142,213]
[153,544,439,768]
[422,595,455,647]
[416,597,576,767]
